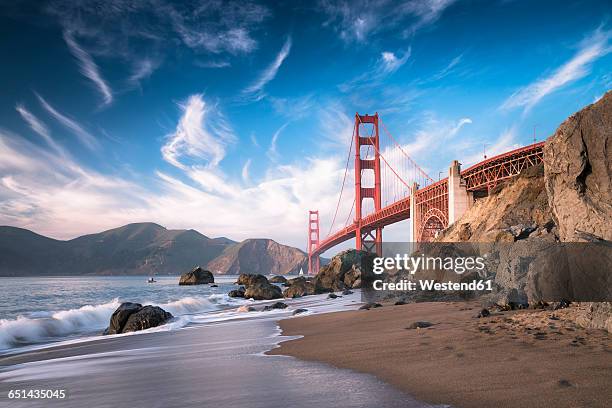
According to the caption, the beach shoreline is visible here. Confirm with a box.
[269,301,612,408]
[0,292,436,408]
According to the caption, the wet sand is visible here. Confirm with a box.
[270,301,612,408]
[0,294,437,408]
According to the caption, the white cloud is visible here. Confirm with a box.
[319,0,455,42]
[242,37,292,101]
[161,94,235,169]
[241,159,252,183]
[380,49,411,74]
[269,94,315,119]
[267,123,289,162]
[431,53,463,80]
[128,58,160,85]
[15,105,50,144]
[195,60,231,69]
[0,126,349,249]
[501,27,611,113]
[318,102,354,149]
[340,48,411,92]
[36,94,99,151]
[250,133,260,148]
[462,127,520,166]
[63,31,113,106]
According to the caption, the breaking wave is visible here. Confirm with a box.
[0,294,243,351]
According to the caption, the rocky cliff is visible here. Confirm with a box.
[436,91,612,331]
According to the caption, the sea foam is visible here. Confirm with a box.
[0,294,241,351]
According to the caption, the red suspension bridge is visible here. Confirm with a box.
[307,113,545,275]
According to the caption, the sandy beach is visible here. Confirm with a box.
[0,293,440,408]
[270,301,612,408]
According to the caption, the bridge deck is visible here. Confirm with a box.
[313,141,545,256]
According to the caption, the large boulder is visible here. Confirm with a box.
[179,266,214,285]
[283,279,315,298]
[107,302,142,335]
[269,275,288,284]
[235,273,269,287]
[228,288,245,298]
[313,249,375,293]
[105,303,173,334]
[544,91,612,242]
[244,282,283,300]
[122,306,174,333]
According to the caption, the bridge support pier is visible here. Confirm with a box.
[448,160,472,225]
[307,210,320,275]
[410,181,418,242]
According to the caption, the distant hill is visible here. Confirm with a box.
[0,223,240,276]
[206,238,308,275]
[0,223,318,276]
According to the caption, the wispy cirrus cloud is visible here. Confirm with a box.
[15,104,65,157]
[0,124,348,249]
[501,27,611,113]
[340,48,411,92]
[431,53,463,80]
[380,49,412,74]
[242,37,292,102]
[241,159,252,183]
[161,94,236,170]
[319,0,456,43]
[36,94,99,151]
[267,122,290,162]
[63,30,113,106]
[128,58,160,86]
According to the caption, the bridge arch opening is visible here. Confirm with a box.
[418,208,448,242]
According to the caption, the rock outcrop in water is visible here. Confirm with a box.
[313,249,374,293]
[178,266,214,285]
[105,302,173,334]
[283,277,316,298]
[232,273,283,300]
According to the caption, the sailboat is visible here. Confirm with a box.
[298,268,304,277]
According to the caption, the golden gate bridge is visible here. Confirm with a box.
[307,113,545,274]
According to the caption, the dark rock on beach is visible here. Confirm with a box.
[235,273,269,287]
[244,281,283,300]
[228,288,246,298]
[107,302,142,335]
[122,306,174,333]
[269,275,288,284]
[314,249,375,293]
[262,302,288,311]
[406,321,433,329]
[105,302,173,335]
[293,308,308,315]
[283,277,315,298]
[359,303,382,310]
[179,266,214,285]
[328,293,340,299]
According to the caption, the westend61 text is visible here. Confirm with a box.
[372,279,493,291]
[373,254,486,275]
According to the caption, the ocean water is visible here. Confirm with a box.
[0,276,250,351]
[0,277,442,407]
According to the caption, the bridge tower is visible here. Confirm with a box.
[307,210,320,275]
[354,113,382,255]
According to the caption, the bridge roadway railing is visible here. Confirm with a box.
[312,141,546,256]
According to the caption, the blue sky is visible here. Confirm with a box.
[0,0,610,252]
